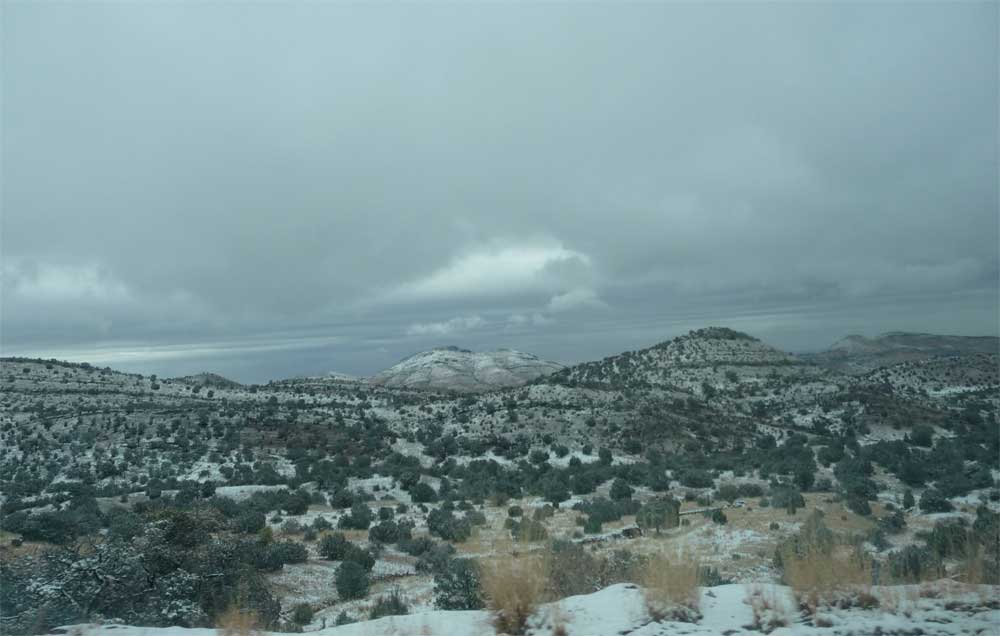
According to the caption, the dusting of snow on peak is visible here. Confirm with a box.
[369,347,564,392]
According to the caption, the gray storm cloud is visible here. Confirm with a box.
[2,2,997,382]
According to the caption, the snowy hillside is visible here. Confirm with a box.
[369,346,564,393]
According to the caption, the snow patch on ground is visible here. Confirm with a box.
[52,582,1000,636]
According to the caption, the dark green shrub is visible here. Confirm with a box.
[318,532,350,560]
[416,542,457,574]
[635,499,679,533]
[369,588,408,619]
[919,488,953,513]
[398,536,435,557]
[335,561,370,600]
[335,611,355,626]
[770,486,805,514]
[410,482,437,503]
[910,425,934,448]
[368,520,400,544]
[267,541,308,567]
[678,469,713,488]
[235,511,266,534]
[329,489,354,509]
[291,603,314,625]
[510,518,548,542]
[311,516,332,531]
[716,483,739,502]
[846,493,872,516]
[433,558,484,610]
[343,544,376,571]
[609,478,633,501]
[338,502,373,530]
[427,508,471,542]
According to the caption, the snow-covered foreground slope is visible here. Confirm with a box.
[50,583,999,636]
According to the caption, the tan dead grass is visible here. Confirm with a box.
[339,529,370,543]
[639,552,701,621]
[215,605,261,636]
[957,539,998,585]
[745,585,790,632]
[878,585,920,618]
[481,554,548,635]
[547,605,569,636]
[0,536,47,563]
[781,547,873,614]
[67,624,100,636]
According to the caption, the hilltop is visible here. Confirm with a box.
[171,372,243,389]
[803,332,999,374]
[368,346,564,393]
[546,327,804,392]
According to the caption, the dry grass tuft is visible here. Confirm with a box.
[745,585,789,632]
[879,585,920,618]
[547,605,569,636]
[957,538,999,585]
[781,546,872,614]
[481,554,548,635]
[216,606,261,636]
[68,624,100,636]
[855,589,880,610]
[639,553,701,622]
[918,581,945,599]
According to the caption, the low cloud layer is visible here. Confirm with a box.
[2,3,997,382]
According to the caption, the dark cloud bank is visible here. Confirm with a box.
[2,2,997,383]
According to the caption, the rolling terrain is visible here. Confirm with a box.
[1,328,997,636]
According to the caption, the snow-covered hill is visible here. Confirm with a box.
[369,346,564,393]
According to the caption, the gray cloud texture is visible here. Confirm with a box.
[2,2,997,382]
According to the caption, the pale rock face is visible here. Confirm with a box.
[369,346,564,392]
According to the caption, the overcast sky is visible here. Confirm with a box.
[2,2,997,383]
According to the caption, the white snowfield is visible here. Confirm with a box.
[50,582,999,636]
[369,346,564,393]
